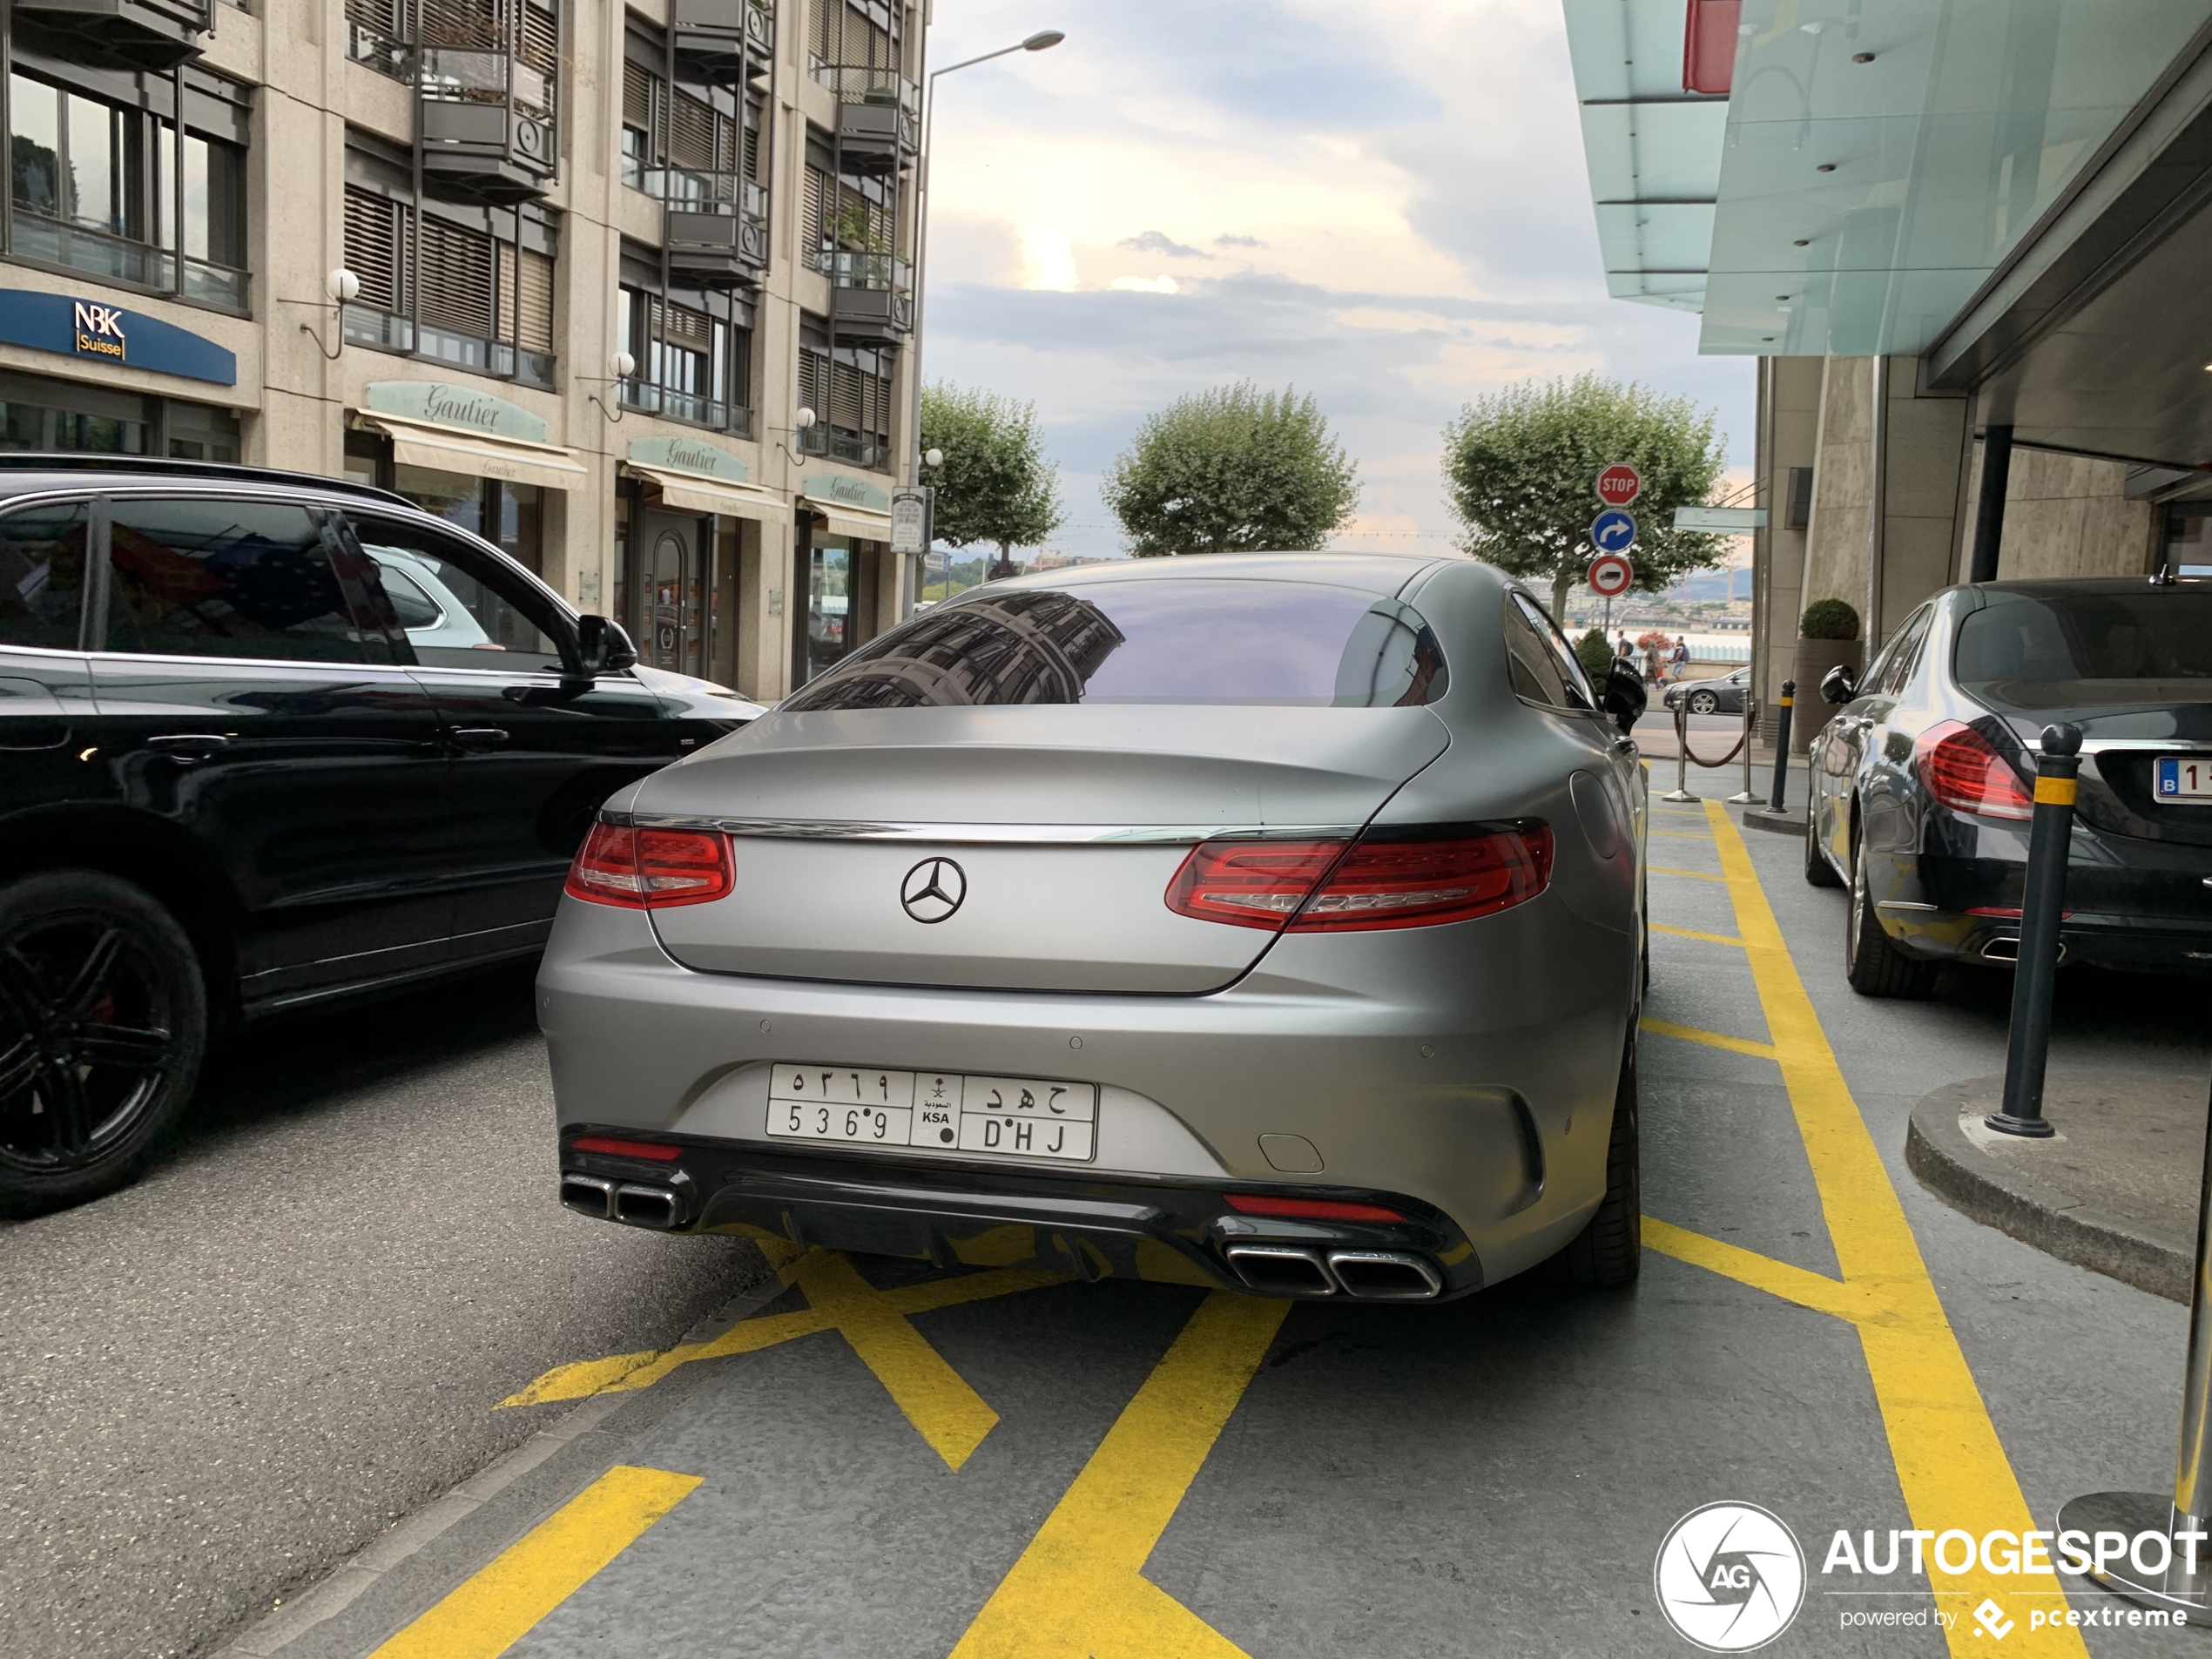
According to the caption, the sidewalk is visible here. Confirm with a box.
[1906,1072,2209,1303]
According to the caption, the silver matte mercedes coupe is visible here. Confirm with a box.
[539,553,1649,1301]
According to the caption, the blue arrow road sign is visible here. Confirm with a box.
[1591,509,1637,553]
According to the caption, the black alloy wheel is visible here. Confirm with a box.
[1843,823,1936,1000]
[1688,690,1720,715]
[1547,1028,1641,1289]
[0,872,207,1217]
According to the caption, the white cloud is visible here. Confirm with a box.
[1109,275,1181,294]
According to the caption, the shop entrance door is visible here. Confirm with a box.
[640,509,707,678]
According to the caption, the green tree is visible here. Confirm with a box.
[920,383,1064,576]
[1102,382,1359,556]
[1441,374,1730,624]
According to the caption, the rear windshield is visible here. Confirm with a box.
[1955,589,2212,706]
[782,578,1448,710]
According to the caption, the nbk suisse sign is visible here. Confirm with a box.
[0,288,236,385]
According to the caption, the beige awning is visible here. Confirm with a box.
[626,464,791,523]
[352,411,588,492]
[801,494,894,542]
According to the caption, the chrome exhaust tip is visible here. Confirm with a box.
[1327,1250,1443,1300]
[1980,936,2066,966]
[1224,1244,1337,1296]
[612,1182,682,1231]
[560,1172,616,1219]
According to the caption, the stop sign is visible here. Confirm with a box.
[1596,463,1642,507]
[1588,553,1635,597]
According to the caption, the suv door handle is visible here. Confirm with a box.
[449,727,511,752]
[147,732,230,761]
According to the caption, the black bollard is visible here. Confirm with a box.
[1768,680,1795,812]
[1986,722,2083,1138]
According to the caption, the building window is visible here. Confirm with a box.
[797,313,893,472]
[341,147,559,389]
[617,278,752,435]
[808,0,910,110]
[6,66,249,310]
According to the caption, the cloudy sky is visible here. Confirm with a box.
[917,0,1754,563]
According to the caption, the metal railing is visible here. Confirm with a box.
[9,213,249,311]
[341,306,556,389]
[819,248,910,291]
[617,380,752,435]
[810,63,915,111]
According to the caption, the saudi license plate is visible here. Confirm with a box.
[2154,756,2212,803]
[763,1064,1097,1163]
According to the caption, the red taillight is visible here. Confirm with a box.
[570,1136,683,1161]
[1163,839,1350,929]
[563,822,732,908]
[1224,1193,1406,1222]
[1915,722,2033,821]
[1165,826,1553,933]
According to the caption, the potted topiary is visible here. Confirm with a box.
[1791,599,1861,752]
[1575,627,1614,685]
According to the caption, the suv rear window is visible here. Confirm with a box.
[782,578,1447,710]
[1956,589,2212,705]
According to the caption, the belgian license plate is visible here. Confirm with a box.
[763,1064,1097,1163]
[2155,756,2212,803]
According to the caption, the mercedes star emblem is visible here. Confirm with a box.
[900,857,967,924]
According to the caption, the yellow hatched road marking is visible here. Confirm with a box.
[1644,1217,1875,1325]
[1648,864,1727,882]
[368,1466,699,1659]
[1691,797,2087,1656]
[950,1291,1289,1659]
[1650,922,1744,948]
[1640,1017,1777,1059]
[502,1247,1064,1471]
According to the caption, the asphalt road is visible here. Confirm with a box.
[0,961,769,1659]
[213,806,2210,1659]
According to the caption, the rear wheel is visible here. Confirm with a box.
[1550,1034,1640,1288]
[0,872,207,1217]
[1844,826,1936,999]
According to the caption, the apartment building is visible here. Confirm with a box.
[0,0,924,698]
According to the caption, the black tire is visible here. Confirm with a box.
[1844,826,1936,1000]
[1804,799,1844,887]
[1688,691,1719,715]
[1550,1034,1641,1288]
[0,871,207,1217]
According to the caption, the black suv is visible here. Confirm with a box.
[0,456,759,1214]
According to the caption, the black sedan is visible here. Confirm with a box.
[0,455,759,1214]
[1662,665,1750,716]
[1804,577,2212,997]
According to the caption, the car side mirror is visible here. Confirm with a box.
[1819,664,1858,705]
[572,614,639,678]
[1602,658,1647,733]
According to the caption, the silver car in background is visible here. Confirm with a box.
[539,554,1649,1301]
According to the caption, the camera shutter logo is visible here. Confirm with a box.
[1653,1502,1805,1652]
[900,857,966,924]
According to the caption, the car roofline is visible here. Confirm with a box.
[0,453,413,509]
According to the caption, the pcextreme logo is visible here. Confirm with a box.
[1654,1502,1806,1652]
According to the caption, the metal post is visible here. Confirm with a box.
[1660,699,1698,803]
[1968,422,2013,584]
[1986,722,2080,1138]
[1767,680,1795,811]
[1727,690,1758,803]
[2054,1070,2212,1615]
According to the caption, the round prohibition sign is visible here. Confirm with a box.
[1588,553,1635,597]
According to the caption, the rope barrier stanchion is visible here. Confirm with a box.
[1659,698,1698,803]
[1726,691,1759,804]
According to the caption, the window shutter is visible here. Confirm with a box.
[520,1,559,116]
[345,0,400,41]
[623,61,653,130]
[803,165,828,257]
[496,242,555,350]
[343,186,404,312]
[669,89,717,171]
[808,0,831,63]
[829,357,862,431]
[419,216,496,336]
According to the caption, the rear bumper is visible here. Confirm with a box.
[536,894,1635,1290]
[557,1134,1482,1299]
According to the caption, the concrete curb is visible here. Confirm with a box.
[1904,1080,2189,1304]
[1739,806,1804,837]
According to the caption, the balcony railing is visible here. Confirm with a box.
[796,424,884,469]
[15,0,211,68]
[819,248,911,338]
[672,0,772,65]
[811,63,915,112]
[819,248,909,291]
[10,212,249,311]
[341,305,557,389]
[617,380,752,437]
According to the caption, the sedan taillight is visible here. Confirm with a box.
[1166,825,1553,934]
[564,822,732,908]
[1914,722,2033,821]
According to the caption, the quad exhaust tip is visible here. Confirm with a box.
[560,1173,683,1231]
[1223,1244,1442,1300]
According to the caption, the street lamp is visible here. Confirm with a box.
[906,28,1065,489]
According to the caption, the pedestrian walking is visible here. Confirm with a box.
[1670,639,1689,682]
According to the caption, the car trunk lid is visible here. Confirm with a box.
[633,705,1450,991]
